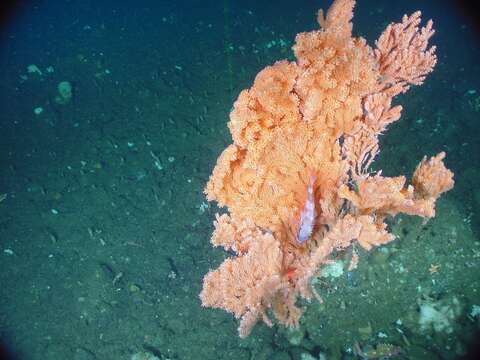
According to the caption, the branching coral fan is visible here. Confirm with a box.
[200,0,454,338]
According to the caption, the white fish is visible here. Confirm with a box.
[297,175,316,244]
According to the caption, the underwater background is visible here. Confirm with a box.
[0,0,479,359]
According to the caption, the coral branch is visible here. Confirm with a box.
[374,11,437,96]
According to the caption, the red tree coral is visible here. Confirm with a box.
[200,0,453,337]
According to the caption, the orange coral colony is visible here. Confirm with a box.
[200,0,454,338]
